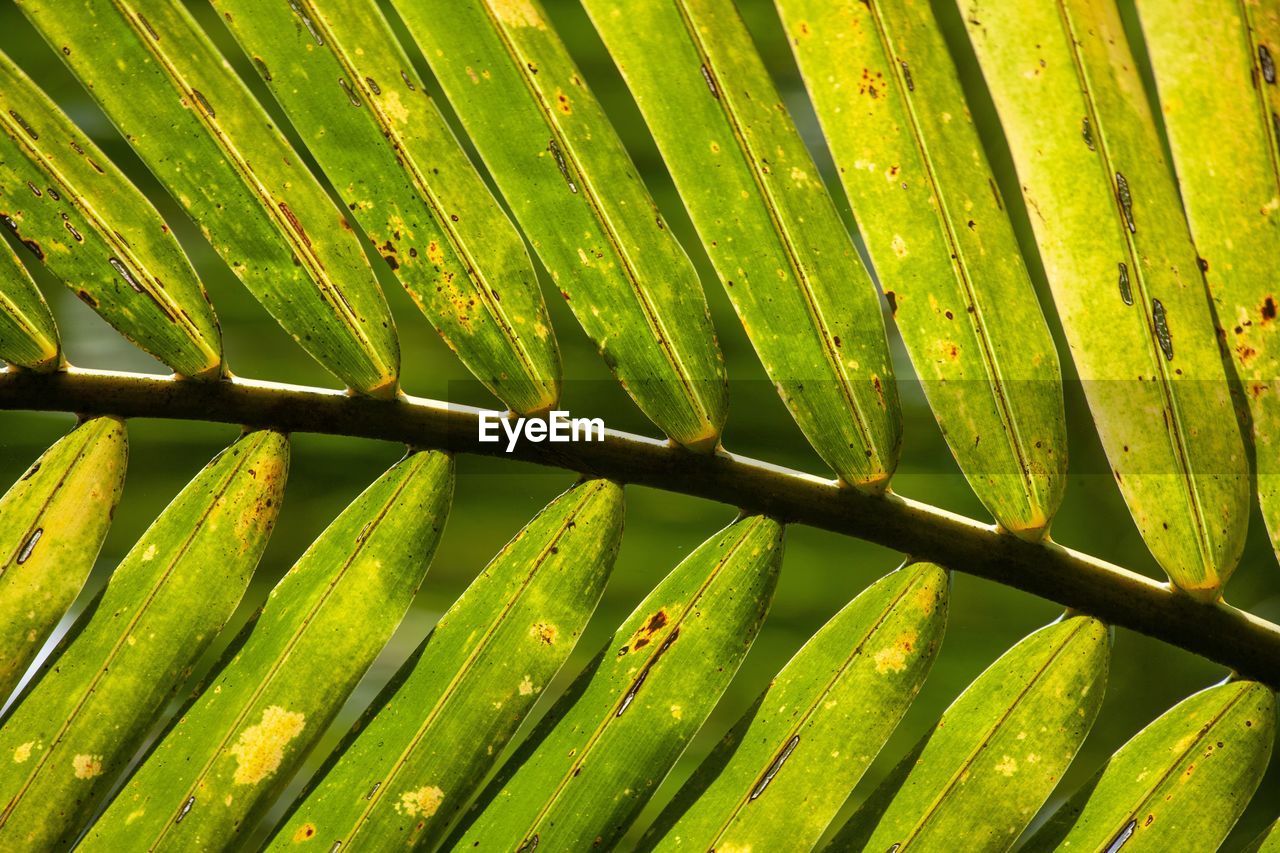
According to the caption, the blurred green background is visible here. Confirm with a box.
[1,0,1277,848]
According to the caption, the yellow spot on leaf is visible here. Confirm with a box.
[491,0,544,28]
[519,675,534,696]
[397,785,444,818]
[670,705,683,720]
[531,622,559,645]
[292,823,317,843]
[142,544,157,562]
[891,235,908,258]
[230,705,306,785]
[873,630,917,674]
[13,742,32,763]
[73,753,103,779]
[995,755,1018,776]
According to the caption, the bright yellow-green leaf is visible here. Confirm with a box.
[451,514,784,851]
[1138,0,1280,566]
[830,614,1110,851]
[0,237,58,371]
[391,0,728,450]
[0,50,220,379]
[582,0,901,490]
[269,477,623,852]
[0,417,126,700]
[642,561,948,851]
[776,0,1067,534]
[211,0,561,415]
[0,430,288,850]
[82,449,454,852]
[962,0,1250,597]
[16,0,399,396]
[1023,680,1275,852]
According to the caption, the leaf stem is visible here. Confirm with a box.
[2,367,1278,686]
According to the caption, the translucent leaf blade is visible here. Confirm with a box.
[642,561,949,851]
[0,430,288,850]
[268,477,624,851]
[0,50,221,379]
[0,416,126,700]
[0,238,58,371]
[391,0,728,450]
[776,0,1068,533]
[211,0,561,415]
[830,614,1111,852]
[451,514,784,851]
[582,0,901,489]
[1138,0,1280,565]
[1023,680,1275,852]
[16,1,399,396]
[962,0,1251,597]
[83,449,454,852]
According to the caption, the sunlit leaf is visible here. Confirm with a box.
[451,514,784,851]
[582,0,901,490]
[391,0,728,450]
[642,561,948,851]
[15,1,399,395]
[269,477,624,852]
[0,417,126,700]
[211,0,561,415]
[830,614,1110,851]
[1138,0,1280,567]
[962,0,1251,597]
[0,430,288,850]
[0,50,220,379]
[83,449,453,851]
[1023,679,1275,852]
[0,237,58,371]
[777,0,1067,535]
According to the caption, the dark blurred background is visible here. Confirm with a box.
[0,0,1276,848]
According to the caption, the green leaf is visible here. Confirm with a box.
[0,50,221,380]
[210,0,561,416]
[830,614,1111,852]
[16,0,399,396]
[0,237,58,371]
[268,477,623,851]
[776,0,1067,534]
[0,417,126,700]
[962,0,1250,597]
[641,560,949,851]
[391,0,728,450]
[1245,818,1280,853]
[451,514,784,851]
[1138,0,1280,566]
[581,0,900,490]
[82,449,453,851]
[0,429,288,850]
[1023,679,1275,852]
